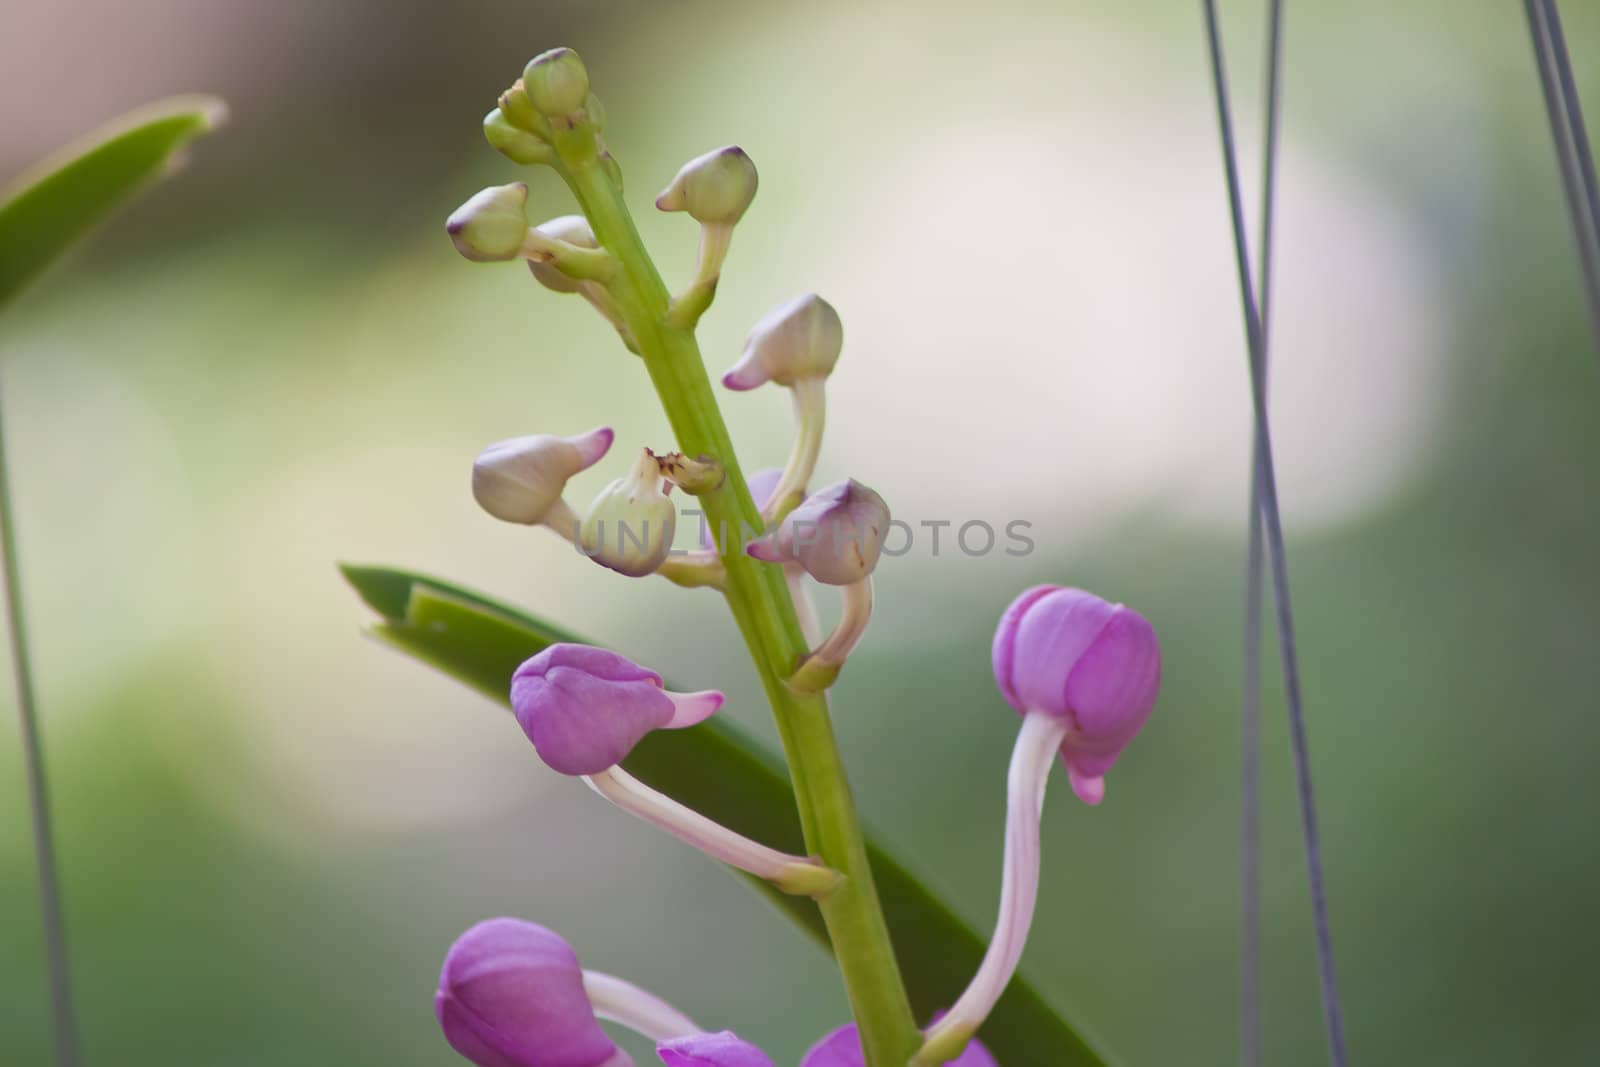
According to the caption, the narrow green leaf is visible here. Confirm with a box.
[0,95,228,312]
[340,563,1112,1065]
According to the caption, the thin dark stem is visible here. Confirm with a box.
[1543,0,1600,262]
[1241,2,1284,1062]
[0,377,81,1067]
[1525,0,1600,350]
[1200,3,1347,1065]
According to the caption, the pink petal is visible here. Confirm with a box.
[656,1030,774,1067]
[567,426,615,469]
[663,689,724,729]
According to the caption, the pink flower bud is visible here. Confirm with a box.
[721,293,842,391]
[747,479,889,586]
[511,644,723,776]
[991,586,1161,805]
[472,427,613,526]
[657,1031,775,1067]
[434,918,621,1067]
[801,1023,996,1066]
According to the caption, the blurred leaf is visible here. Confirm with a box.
[340,564,1112,1066]
[0,95,228,312]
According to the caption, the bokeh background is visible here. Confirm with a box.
[3,0,1598,1063]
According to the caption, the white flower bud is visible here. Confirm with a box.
[472,428,613,525]
[523,48,590,118]
[446,183,530,263]
[654,146,758,226]
[579,450,677,577]
[722,293,842,391]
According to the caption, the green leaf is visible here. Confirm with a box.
[340,564,1112,1066]
[0,95,228,312]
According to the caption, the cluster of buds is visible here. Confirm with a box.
[434,45,1166,1067]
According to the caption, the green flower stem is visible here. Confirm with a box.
[551,130,920,1066]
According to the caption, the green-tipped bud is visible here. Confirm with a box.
[525,216,600,294]
[446,183,530,263]
[484,109,553,165]
[524,47,590,118]
[655,146,758,226]
[578,449,677,578]
[497,79,542,132]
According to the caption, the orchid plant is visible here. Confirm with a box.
[355,47,1163,1067]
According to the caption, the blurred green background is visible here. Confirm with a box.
[3,0,1598,1063]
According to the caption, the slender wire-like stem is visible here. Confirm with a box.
[0,378,81,1067]
[1200,4,1347,1064]
[1542,1,1600,235]
[1241,2,1285,1065]
[1524,0,1600,352]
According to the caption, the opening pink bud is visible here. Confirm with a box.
[657,1031,775,1067]
[435,918,621,1067]
[991,586,1161,803]
[472,427,613,527]
[721,293,842,392]
[512,644,724,776]
[804,1022,997,1067]
[747,479,889,586]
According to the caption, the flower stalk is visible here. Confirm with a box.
[547,119,921,1064]
[766,376,825,524]
[914,710,1068,1065]
[788,577,871,694]
[581,971,700,1042]
[585,765,840,898]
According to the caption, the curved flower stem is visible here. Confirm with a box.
[549,123,920,1065]
[582,970,700,1042]
[914,711,1069,1066]
[656,551,726,590]
[788,578,871,694]
[519,230,619,281]
[586,765,842,898]
[785,564,823,646]
[666,222,733,329]
[763,377,825,525]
